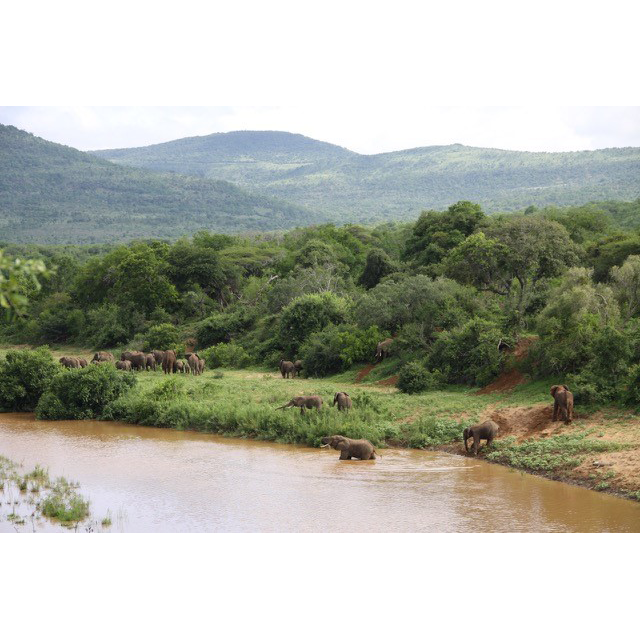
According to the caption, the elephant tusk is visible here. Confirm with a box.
[320,443,330,448]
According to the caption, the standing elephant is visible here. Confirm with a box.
[197,357,205,375]
[551,385,574,424]
[294,360,303,377]
[279,359,296,378]
[276,395,323,414]
[91,351,114,364]
[116,360,132,371]
[152,350,165,367]
[175,360,185,373]
[121,351,147,371]
[145,353,156,371]
[375,338,393,362]
[321,435,377,460]
[333,392,352,412]
[463,420,499,455]
[163,349,177,374]
[59,356,80,368]
[77,358,88,368]
[187,353,201,376]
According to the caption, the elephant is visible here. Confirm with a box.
[175,360,185,373]
[152,350,165,366]
[121,351,147,371]
[463,420,499,455]
[145,353,156,371]
[197,357,205,375]
[116,360,132,371]
[187,353,201,376]
[91,351,114,364]
[294,360,303,377]
[59,356,80,368]
[320,435,377,460]
[163,349,177,374]
[333,392,352,412]
[276,395,323,414]
[77,358,88,368]
[551,385,574,424]
[375,338,393,362]
[279,359,296,378]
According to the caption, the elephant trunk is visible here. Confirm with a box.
[463,428,469,452]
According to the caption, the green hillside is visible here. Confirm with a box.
[0,125,326,243]
[93,131,640,220]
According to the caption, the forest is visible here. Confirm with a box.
[3,198,640,407]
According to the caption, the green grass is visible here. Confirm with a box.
[99,367,552,448]
[40,477,90,522]
[486,431,627,474]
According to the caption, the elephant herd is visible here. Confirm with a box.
[60,349,205,375]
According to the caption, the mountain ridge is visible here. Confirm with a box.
[91,130,640,218]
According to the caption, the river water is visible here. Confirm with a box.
[1,413,639,532]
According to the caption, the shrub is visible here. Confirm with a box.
[278,292,350,354]
[397,362,444,394]
[199,342,252,369]
[142,323,181,352]
[84,303,131,348]
[40,477,90,522]
[0,347,59,411]
[196,309,251,347]
[427,318,507,386]
[36,364,136,420]
[299,324,383,377]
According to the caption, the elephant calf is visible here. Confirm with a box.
[321,435,377,460]
[463,420,499,455]
[333,392,352,412]
[59,356,80,368]
[551,385,574,424]
[293,360,303,377]
[276,395,323,414]
[116,360,132,371]
[91,351,114,364]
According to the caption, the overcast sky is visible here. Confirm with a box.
[1,106,639,154]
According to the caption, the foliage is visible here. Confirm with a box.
[199,342,252,369]
[299,325,383,377]
[358,248,396,289]
[35,364,136,420]
[142,323,182,352]
[0,248,49,317]
[277,292,350,354]
[0,347,59,411]
[397,362,444,394]
[40,477,90,522]
[196,308,251,347]
[427,319,507,386]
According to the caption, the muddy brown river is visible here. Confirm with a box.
[1,413,639,532]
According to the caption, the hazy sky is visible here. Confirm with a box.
[1,106,639,154]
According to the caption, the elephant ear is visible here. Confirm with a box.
[550,385,559,397]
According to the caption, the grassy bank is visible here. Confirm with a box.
[99,366,640,501]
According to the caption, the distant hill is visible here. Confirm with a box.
[92,131,640,220]
[0,125,325,244]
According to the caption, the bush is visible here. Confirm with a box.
[142,323,181,352]
[84,303,131,348]
[35,365,136,420]
[397,362,444,394]
[196,309,251,347]
[0,347,59,411]
[299,324,383,377]
[427,319,507,386]
[278,292,350,354]
[199,342,252,369]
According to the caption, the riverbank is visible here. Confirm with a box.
[2,347,639,503]
[97,365,639,502]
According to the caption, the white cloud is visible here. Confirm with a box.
[0,106,638,154]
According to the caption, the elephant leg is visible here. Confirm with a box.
[339,451,351,460]
[552,400,559,421]
[473,434,480,455]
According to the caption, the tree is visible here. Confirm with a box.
[610,254,640,320]
[403,201,486,269]
[358,248,395,289]
[0,249,49,318]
